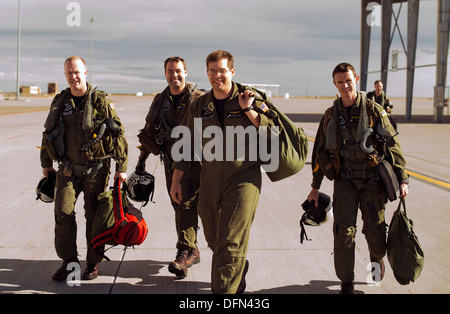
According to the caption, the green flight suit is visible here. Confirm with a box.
[311,92,408,283]
[174,82,277,293]
[136,83,203,251]
[40,84,128,265]
[367,90,391,110]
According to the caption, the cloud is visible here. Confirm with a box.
[0,0,442,97]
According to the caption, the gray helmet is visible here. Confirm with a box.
[36,171,56,203]
[299,192,333,243]
[126,171,155,206]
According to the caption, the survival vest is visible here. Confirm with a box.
[315,93,382,180]
[41,85,123,167]
[91,178,148,261]
[137,83,203,156]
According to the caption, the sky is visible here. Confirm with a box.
[0,0,445,97]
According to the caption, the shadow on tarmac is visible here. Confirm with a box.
[0,259,367,294]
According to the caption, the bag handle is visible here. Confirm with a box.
[113,178,125,221]
[396,197,407,215]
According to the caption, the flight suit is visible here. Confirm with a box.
[174,82,277,293]
[367,90,391,109]
[136,83,203,251]
[367,90,397,132]
[40,84,128,265]
[311,92,408,283]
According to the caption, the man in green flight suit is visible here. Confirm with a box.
[367,80,397,131]
[40,56,128,281]
[307,63,409,294]
[135,56,203,278]
[170,50,278,294]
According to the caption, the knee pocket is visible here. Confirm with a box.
[54,212,76,225]
[334,224,357,246]
[362,222,387,240]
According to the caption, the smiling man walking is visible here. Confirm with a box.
[40,56,128,281]
[135,57,203,278]
[307,62,409,294]
[170,50,278,294]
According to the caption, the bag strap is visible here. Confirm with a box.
[299,213,311,244]
[396,197,407,214]
[113,178,125,221]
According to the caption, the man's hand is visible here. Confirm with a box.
[307,188,319,205]
[239,89,261,128]
[43,167,56,178]
[114,172,127,182]
[170,169,184,204]
[399,183,408,199]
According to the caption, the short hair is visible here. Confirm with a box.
[206,50,234,69]
[64,56,86,68]
[164,56,186,71]
[374,80,383,86]
[332,62,357,80]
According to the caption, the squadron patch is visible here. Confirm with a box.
[201,103,215,120]
[62,103,73,116]
[109,102,115,110]
[381,110,387,118]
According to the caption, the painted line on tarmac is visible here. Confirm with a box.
[405,170,450,190]
[306,136,450,191]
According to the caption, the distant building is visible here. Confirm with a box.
[48,82,58,95]
[245,84,280,98]
[20,86,41,95]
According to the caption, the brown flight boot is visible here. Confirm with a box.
[169,247,201,278]
[185,246,201,268]
[82,263,99,280]
[339,281,354,294]
[52,259,79,281]
[370,255,385,282]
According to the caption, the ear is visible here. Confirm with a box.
[355,75,360,84]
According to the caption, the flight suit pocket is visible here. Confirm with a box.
[91,141,107,159]
[42,131,59,161]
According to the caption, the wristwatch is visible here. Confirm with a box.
[242,105,254,112]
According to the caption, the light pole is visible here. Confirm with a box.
[16,0,21,100]
[89,16,95,84]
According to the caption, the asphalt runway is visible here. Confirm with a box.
[0,95,449,295]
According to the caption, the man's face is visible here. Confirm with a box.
[374,82,383,96]
[333,71,359,100]
[165,61,187,92]
[64,59,87,94]
[207,58,235,96]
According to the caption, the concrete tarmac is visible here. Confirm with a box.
[0,94,449,295]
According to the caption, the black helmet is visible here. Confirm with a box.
[126,171,155,206]
[299,192,333,243]
[36,171,56,203]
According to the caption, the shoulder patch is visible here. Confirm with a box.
[381,110,387,118]
[258,102,269,113]
[109,102,115,110]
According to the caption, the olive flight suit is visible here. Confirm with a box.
[173,82,277,293]
[40,84,128,265]
[136,83,203,251]
[367,90,397,132]
[367,90,391,110]
[311,92,408,283]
